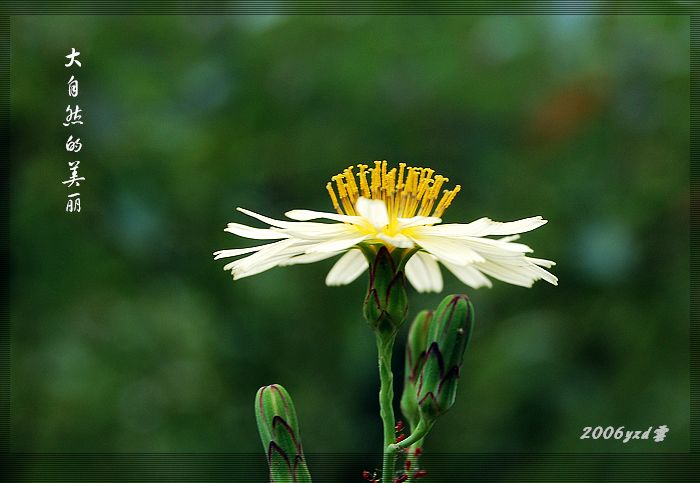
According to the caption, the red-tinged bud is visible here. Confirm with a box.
[414,469,428,479]
[405,460,412,471]
[398,475,408,482]
[416,295,474,420]
[395,420,405,432]
[414,447,423,456]
[362,470,371,480]
[255,384,312,483]
[396,433,406,443]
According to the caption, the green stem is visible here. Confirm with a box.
[376,333,397,483]
[389,418,434,453]
[404,439,425,483]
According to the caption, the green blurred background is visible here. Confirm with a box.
[10,12,689,481]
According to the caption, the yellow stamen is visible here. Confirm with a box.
[333,175,356,215]
[433,185,461,218]
[371,161,382,198]
[433,190,451,218]
[418,175,448,216]
[357,164,370,198]
[397,163,406,190]
[326,182,342,215]
[343,166,359,201]
[446,184,461,208]
[326,162,459,222]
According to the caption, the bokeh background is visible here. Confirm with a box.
[10,13,689,482]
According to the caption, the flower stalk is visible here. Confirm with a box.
[362,246,412,482]
[376,333,398,483]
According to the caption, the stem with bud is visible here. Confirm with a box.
[362,245,410,482]
[376,334,398,483]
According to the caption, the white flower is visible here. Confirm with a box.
[214,161,557,292]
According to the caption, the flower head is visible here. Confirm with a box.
[214,161,557,292]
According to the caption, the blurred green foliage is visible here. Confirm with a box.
[10,13,689,481]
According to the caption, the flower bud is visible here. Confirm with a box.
[255,384,312,483]
[416,295,474,420]
[400,310,432,430]
[363,246,409,338]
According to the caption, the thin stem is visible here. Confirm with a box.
[388,418,434,453]
[376,333,397,483]
[404,439,425,483]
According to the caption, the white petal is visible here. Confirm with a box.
[413,226,534,255]
[305,234,369,253]
[529,257,557,268]
[213,245,267,260]
[528,263,559,285]
[483,216,548,235]
[237,207,297,228]
[396,216,442,229]
[419,216,547,237]
[285,209,362,224]
[409,234,485,266]
[472,260,540,288]
[232,257,291,280]
[226,238,302,272]
[325,250,368,286]
[355,197,389,229]
[499,235,520,243]
[405,252,443,293]
[224,222,289,240]
[280,223,361,240]
[280,250,343,266]
[377,233,415,249]
[231,243,314,278]
[442,261,493,289]
[459,236,533,254]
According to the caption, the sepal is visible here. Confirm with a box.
[363,246,409,338]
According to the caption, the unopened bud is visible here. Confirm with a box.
[255,384,312,483]
[416,295,474,420]
[400,310,432,429]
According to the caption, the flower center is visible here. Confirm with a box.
[325,161,461,229]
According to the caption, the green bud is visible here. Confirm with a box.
[363,246,409,338]
[400,309,432,430]
[255,384,312,483]
[416,295,474,420]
